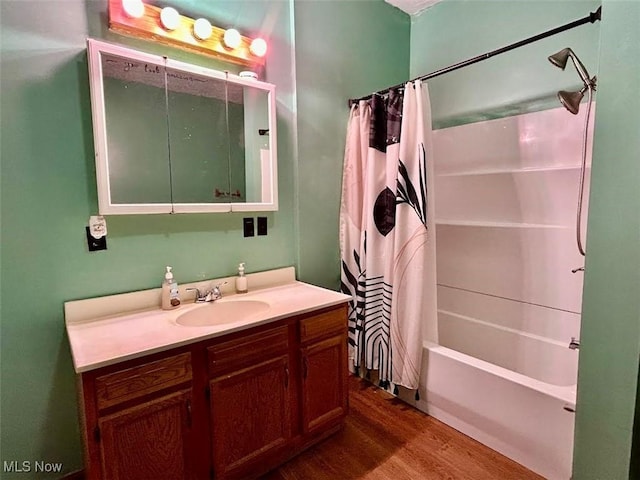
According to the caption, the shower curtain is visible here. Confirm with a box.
[340,80,434,391]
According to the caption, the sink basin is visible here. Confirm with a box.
[175,300,270,327]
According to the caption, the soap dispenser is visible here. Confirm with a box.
[162,266,181,310]
[236,263,248,293]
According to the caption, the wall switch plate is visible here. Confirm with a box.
[86,227,107,251]
[243,217,255,237]
[257,216,268,236]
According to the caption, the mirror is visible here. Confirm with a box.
[165,65,234,206]
[87,39,277,214]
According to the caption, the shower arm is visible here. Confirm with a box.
[568,50,597,89]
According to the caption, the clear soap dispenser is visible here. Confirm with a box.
[162,266,181,310]
[236,262,248,293]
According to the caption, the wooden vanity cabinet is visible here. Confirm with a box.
[207,324,294,479]
[78,351,203,480]
[300,309,349,437]
[98,388,195,479]
[77,304,348,480]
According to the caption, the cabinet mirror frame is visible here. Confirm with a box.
[87,38,278,215]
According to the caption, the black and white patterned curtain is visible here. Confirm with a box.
[339,80,436,392]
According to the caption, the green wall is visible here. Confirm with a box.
[294,0,411,289]
[572,1,640,478]
[0,1,296,477]
[411,0,640,477]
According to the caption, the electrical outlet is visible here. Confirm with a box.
[243,217,255,237]
[86,227,107,251]
[257,216,268,236]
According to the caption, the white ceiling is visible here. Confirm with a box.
[385,0,442,16]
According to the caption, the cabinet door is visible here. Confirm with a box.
[210,354,291,479]
[301,334,348,435]
[98,389,195,480]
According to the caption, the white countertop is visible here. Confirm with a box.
[65,268,350,373]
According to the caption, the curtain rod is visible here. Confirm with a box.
[348,6,602,107]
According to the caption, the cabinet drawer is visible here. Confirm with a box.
[207,325,289,376]
[95,353,192,410]
[300,308,347,344]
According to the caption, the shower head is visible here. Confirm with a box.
[548,47,593,85]
[548,48,571,69]
[558,87,588,115]
[548,47,596,114]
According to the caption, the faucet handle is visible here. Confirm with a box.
[211,281,228,299]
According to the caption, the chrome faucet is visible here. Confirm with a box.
[187,282,227,303]
[569,337,581,350]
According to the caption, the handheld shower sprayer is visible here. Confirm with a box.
[548,47,597,261]
[548,48,597,114]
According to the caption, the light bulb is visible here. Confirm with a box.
[223,29,241,49]
[250,38,267,57]
[160,7,180,30]
[122,0,144,18]
[193,18,212,40]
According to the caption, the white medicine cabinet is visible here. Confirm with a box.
[87,39,278,214]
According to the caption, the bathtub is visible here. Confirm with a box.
[402,104,584,479]
[398,304,579,480]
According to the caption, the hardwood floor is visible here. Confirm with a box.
[263,376,543,480]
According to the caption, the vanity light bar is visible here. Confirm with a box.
[108,0,266,66]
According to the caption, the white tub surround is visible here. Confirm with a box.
[438,285,580,387]
[433,105,593,318]
[404,105,594,480]
[65,267,350,372]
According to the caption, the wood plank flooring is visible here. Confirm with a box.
[263,376,543,480]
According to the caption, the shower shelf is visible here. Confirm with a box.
[435,220,570,229]
[435,165,585,177]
